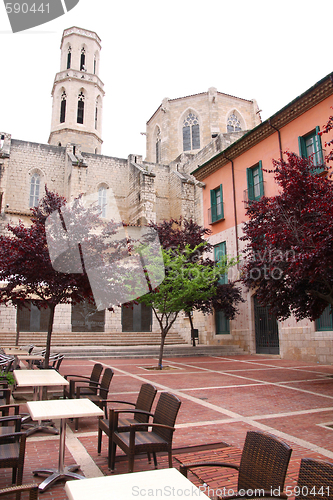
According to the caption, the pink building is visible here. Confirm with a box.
[191,72,333,363]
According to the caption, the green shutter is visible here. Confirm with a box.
[219,184,224,219]
[210,189,216,222]
[298,135,307,158]
[247,167,254,200]
[258,161,264,198]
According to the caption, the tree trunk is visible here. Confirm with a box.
[15,304,21,346]
[44,305,55,369]
[158,331,166,370]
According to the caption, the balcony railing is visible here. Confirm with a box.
[308,148,326,174]
[208,202,224,224]
[243,181,266,204]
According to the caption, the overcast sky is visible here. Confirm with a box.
[1,0,333,160]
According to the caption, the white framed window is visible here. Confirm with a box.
[98,186,107,217]
[30,173,40,207]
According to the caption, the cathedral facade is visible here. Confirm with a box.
[0,27,261,343]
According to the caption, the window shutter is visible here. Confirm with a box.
[247,167,254,200]
[258,161,264,197]
[210,189,217,222]
[298,136,307,158]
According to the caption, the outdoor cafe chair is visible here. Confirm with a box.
[180,430,292,500]
[97,382,157,469]
[291,458,333,500]
[63,362,103,399]
[0,429,27,488]
[110,391,181,473]
[0,483,39,499]
[74,367,114,431]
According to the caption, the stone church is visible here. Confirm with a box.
[0,27,261,344]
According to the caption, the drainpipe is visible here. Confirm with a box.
[224,155,239,261]
[269,119,283,160]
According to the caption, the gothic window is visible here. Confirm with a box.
[94,56,97,74]
[60,90,66,123]
[30,173,40,207]
[183,113,200,151]
[155,127,161,163]
[77,91,85,124]
[95,100,98,130]
[80,47,86,71]
[67,46,71,69]
[98,186,107,217]
[227,113,242,132]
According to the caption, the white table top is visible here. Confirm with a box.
[65,468,210,500]
[14,368,69,387]
[4,347,29,356]
[27,398,104,420]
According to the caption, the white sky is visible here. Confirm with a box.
[1,0,333,160]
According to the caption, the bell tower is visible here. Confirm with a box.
[48,27,104,154]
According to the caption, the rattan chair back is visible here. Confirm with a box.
[153,392,181,442]
[134,383,158,423]
[237,430,292,492]
[98,368,114,400]
[294,458,333,500]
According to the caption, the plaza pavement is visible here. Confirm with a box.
[2,354,333,499]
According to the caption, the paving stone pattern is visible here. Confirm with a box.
[1,354,333,499]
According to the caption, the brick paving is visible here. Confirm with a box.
[1,354,333,499]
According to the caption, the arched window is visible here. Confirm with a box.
[183,112,200,151]
[155,127,161,163]
[77,91,85,124]
[67,46,71,69]
[60,90,66,123]
[98,186,107,217]
[94,56,97,74]
[30,173,40,207]
[227,113,242,132]
[80,47,86,71]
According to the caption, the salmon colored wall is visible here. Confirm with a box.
[203,96,333,237]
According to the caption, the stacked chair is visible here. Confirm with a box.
[98,382,157,469]
[110,391,182,473]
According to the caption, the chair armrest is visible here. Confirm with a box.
[129,422,175,433]
[102,399,136,406]
[0,404,20,416]
[64,374,91,381]
[180,461,240,477]
[0,420,24,435]
[110,408,153,424]
[0,483,39,499]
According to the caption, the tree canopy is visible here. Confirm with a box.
[138,219,242,367]
[241,150,333,322]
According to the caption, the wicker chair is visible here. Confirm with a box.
[0,483,39,499]
[110,391,181,473]
[293,458,333,500]
[63,362,103,399]
[180,430,292,500]
[0,430,27,488]
[0,382,11,406]
[97,383,157,469]
[74,367,114,431]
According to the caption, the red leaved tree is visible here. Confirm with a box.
[148,218,243,329]
[241,150,333,321]
[0,188,127,368]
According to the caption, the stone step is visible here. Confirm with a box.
[0,331,186,347]
[48,344,246,359]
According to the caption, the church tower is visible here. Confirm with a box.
[48,27,104,154]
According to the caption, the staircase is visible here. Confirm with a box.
[0,331,246,359]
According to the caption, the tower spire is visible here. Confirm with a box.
[48,27,104,154]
